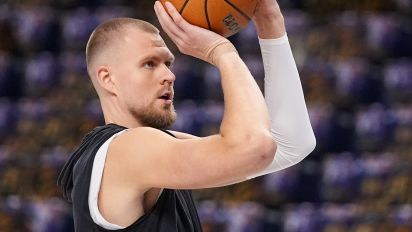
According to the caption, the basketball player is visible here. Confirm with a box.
[58,0,316,231]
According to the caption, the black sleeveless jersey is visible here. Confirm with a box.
[57,124,203,232]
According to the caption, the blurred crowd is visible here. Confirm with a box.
[0,0,411,231]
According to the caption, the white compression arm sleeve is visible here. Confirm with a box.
[248,34,316,179]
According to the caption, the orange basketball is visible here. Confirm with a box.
[160,0,258,37]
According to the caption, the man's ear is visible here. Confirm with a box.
[96,65,116,95]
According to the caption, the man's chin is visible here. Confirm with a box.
[145,112,176,129]
[132,105,177,129]
[160,101,174,110]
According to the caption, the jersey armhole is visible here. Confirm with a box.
[88,130,127,230]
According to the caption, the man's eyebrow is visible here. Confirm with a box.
[140,53,175,63]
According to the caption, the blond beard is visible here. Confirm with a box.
[131,103,177,129]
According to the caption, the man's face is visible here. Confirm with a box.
[111,28,177,129]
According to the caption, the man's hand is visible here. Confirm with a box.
[154,1,237,66]
[252,0,286,39]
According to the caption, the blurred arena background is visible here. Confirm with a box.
[0,0,411,231]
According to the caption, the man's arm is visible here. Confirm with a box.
[160,0,315,182]
[158,0,316,183]
[169,0,316,180]
[104,1,276,191]
[248,0,316,178]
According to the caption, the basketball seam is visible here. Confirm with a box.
[179,0,190,14]
[224,0,252,20]
[205,0,212,30]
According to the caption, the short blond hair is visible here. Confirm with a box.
[86,17,159,77]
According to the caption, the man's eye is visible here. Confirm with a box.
[165,61,173,68]
[144,61,155,68]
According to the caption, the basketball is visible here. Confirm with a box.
[160,0,258,37]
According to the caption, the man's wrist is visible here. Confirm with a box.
[214,51,240,68]
[206,41,238,66]
[259,33,288,45]
[253,15,286,39]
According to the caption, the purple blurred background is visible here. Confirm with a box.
[0,0,411,231]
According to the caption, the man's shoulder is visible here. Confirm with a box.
[72,124,128,161]
[111,126,176,143]
[58,124,127,202]
[114,127,198,142]
[87,123,127,138]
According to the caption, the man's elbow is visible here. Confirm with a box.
[296,131,316,161]
[252,134,277,170]
[231,131,276,175]
[274,129,316,167]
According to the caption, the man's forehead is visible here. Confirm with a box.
[122,28,166,47]
[139,34,172,56]
[151,34,166,47]
[110,28,173,61]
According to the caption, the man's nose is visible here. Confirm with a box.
[160,64,176,84]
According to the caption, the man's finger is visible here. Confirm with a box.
[164,1,192,31]
[154,1,185,40]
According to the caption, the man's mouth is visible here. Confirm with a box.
[158,91,173,103]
